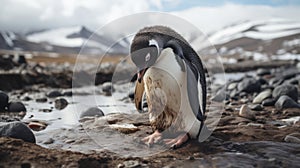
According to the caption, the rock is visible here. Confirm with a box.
[122,160,141,168]
[36,97,47,103]
[0,91,9,111]
[0,56,15,70]
[211,88,228,102]
[110,124,139,134]
[253,89,272,104]
[281,116,300,125]
[256,68,271,76]
[43,138,54,144]
[246,123,264,128]
[22,96,32,101]
[262,98,276,106]
[275,95,300,110]
[17,55,27,65]
[237,77,261,93]
[102,82,115,96]
[80,107,104,119]
[39,109,52,113]
[239,92,247,97]
[7,102,26,112]
[28,121,47,131]
[227,82,237,90]
[54,98,68,110]
[256,77,267,85]
[269,77,284,87]
[62,91,72,97]
[272,84,298,101]
[47,90,62,98]
[249,104,263,111]
[239,104,255,120]
[128,92,134,100]
[284,133,300,144]
[282,68,298,80]
[0,121,35,143]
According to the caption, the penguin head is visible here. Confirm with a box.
[130,34,161,82]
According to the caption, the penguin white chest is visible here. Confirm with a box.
[143,48,190,131]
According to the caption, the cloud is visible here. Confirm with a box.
[0,1,300,34]
[172,3,300,34]
[0,0,163,33]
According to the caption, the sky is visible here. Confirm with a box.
[0,0,300,34]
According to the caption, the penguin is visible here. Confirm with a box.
[131,26,206,149]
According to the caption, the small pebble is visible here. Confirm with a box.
[28,121,47,131]
[239,104,256,120]
[47,90,62,98]
[284,133,300,144]
[54,98,68,110]
[36,98,47,103]
[123,160,141,168]
[249,104,263,111]
[43,138,54,144]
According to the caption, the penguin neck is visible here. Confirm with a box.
[151,47,184,74]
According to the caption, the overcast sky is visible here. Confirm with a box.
[1,0,300,34]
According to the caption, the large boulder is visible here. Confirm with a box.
[272,84,298,101]
[275,95,300,110]
[7,102,26,112]
[237,77,261,93]
[0,121,35,143]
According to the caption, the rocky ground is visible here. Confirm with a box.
[0,54,300,168]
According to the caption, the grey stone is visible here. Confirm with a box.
[249,104,263,111]
[262,98,276,106]
[36,97,47,103]
[272,84,298,101]
[275,95,300,110]
[80,107,104,119]
[256,68,271,76]
[0,121,35,143]
[284,134,300,144]
[54,98,68,110]
[238,77,261,93]
[47,90,62,98]
[0,90,9,111]
[102,82,115,96]
[253,89,272,104]
[7,102,26,112]
[239,104,256,120]
[227,82,237,90]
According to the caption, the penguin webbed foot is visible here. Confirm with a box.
[142,130,162,147]
[164,133,190,149]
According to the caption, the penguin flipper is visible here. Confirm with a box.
[134,80,145,112]
[166,39,205,121]
[186,64,204,121]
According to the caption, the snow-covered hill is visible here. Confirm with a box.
[196,19,300,63]
[26,26,128,54]
[209,19,300,45]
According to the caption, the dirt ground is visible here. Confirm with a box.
[1,104,299,168]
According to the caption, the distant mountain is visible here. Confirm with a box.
[1,19,300,59]
[0,26,129,55]
[206,19,300,55]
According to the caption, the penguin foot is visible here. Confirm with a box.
[163,133,190,149]
[142,130,162,147]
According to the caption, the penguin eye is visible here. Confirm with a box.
[145,53,151,62]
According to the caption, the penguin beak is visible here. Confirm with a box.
[137,68,148,83]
